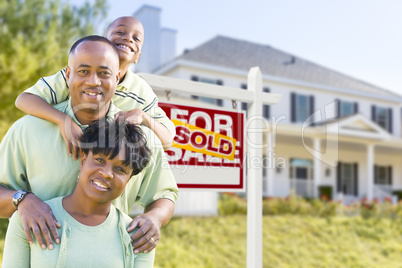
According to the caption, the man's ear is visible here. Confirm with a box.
[65,66,71,82]
[133,52,141,64]
[116,70,121,83]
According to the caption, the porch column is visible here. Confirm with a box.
[313,138,321,198]
[265,131,274,196]
[367,144,374,201]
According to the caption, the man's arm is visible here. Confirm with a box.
[0,185,61,249]
[127,198,175,254]
[0,185,18,217]
[120,126,178,253]
[16,93,83,159]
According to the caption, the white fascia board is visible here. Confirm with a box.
[138,72,281,105]
[378,137,402,148]
[155,60,402,104]
[275,122,390,141]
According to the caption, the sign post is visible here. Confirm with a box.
[139,67,280,268]
[246,67,263,268]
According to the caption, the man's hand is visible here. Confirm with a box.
[58,116,83,160]
[114,109,148,126]
[127,213,161,254]
[127,199,175,254]
[17,193,61,250]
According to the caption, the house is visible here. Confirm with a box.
[133,6,402,213]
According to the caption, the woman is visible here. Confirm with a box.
[2,121,153,267]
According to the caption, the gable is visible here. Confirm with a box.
[325,114,391,140]
[342,119,378,132]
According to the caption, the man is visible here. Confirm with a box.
[0,35,178,254]
[16,16,175,157]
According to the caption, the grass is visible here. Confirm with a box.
[154,215,402,268]
[2,215,402,268]
[0,219,8,268]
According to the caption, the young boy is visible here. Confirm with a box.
[15,16,174,158]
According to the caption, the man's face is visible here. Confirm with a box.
[66,41,120,112]
[105,17,144,65]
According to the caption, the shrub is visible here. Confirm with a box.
[219,191,402,219]
[319,185,333,200]
[218,193,247,215]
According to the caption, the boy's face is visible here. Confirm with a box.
[105,17,144,65]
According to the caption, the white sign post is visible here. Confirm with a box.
[246,67,263,268]
[139,67,280,268]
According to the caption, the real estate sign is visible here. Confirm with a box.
[160,102,245,191]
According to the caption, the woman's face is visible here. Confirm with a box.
[78,150,133,204]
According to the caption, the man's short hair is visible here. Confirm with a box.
[69,35,120,59]
[80,120,152,177]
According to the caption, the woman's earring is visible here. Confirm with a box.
[77,173,80,183]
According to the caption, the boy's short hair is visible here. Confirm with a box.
[80,120,152,176]
[69,35,120,59]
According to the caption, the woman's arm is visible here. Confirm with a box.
[2,212,31,267]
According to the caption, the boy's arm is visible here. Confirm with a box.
[115,109,173,151]
[16,93,83,159]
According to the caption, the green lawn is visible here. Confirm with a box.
[1,216,402,268]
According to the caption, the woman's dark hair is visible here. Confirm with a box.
[80,120,152,176]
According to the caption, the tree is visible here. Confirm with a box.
[0,0,107,138]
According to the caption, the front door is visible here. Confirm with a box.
[290,159,313,197]
[337,162,358,196]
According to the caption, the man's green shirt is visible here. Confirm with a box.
[0,99,178,214]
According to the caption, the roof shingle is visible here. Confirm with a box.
[176,36,401,99]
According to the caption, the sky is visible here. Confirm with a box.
[69,0,402,96]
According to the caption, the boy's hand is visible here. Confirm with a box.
[58,116,83,160]
[18,193,61,250]
[114,109,149,127]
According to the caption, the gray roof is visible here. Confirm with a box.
[175,36,401,99]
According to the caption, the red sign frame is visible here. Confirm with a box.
[160,102,245,190]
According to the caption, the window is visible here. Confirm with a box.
[377,107,388,129]
[263,87,270,120]
[296,95,309,122]
[190,76,223,106]
[374,165,392,185]
[291,93,314,123]
[337,100,358,117]
[241,84,247,111]
[241,85,270,119]
[372,105,393,133]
